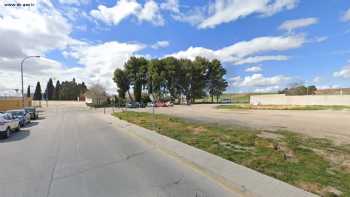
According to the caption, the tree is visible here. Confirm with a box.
[206,59,228,103]
[190,57,209,103]
[46,78,55,100]
[113,56,228,104]
[33,82,42,100]
[85,84,107,105]
[307,85,317,95]
[124,57,148,102]
[26,85,31,98]
[54,80,61,100]
[279,84,317,95]
[113,68,131,99]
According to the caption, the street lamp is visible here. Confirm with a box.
[21,56,40,107]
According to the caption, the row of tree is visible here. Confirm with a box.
[278,84,317,95]
[113,56,228,104]
[32,78,87,100]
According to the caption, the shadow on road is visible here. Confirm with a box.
[23,122,39,128]
[36,116,46,120]
[0,130,30,143]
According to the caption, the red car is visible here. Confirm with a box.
[155,101,167,107]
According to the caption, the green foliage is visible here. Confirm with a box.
[45,78,55,100]
[113,111,350,196]
[33,82,42,100]
[113,69,130,99]
[59,78,87,100]
[26,85,30,98]
[279,84,317,95]
[113,56,228,104]
[54,80,61,100]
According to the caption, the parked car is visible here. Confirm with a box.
[147,102,154,107]
[222,99,232,104]
[0,113,20,138]
[7,110,30,126]
[165,101,174,107]
[24,107,39,120]
[126,102,138,108]
[154,101,166,107]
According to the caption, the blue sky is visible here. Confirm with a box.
[1,0,350,94]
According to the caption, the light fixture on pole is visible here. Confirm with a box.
[21,56,40,108]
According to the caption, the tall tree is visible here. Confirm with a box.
[113,68,131,99]
[33,82,42,100]
[54,80,61,100]
[206,59,228,103]
[26,85,31,98]
[46,78,55,100]
[124,57,148,102]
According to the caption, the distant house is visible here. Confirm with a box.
[85,84,108,105]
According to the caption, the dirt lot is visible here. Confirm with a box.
[132,104,350,144]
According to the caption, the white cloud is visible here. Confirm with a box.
[198,0,298,29]
[151,40,170,49]
[231,73,290,88]
[66,41,146,92]
[245,66,262,72]
[90,0,164,26]
[137,0,164,26]
[167,35,304,65]
[160,0,180,13]
[312,76,321,83]
[90,0,140,25]
[0,0,75,59]
[254,85,280,93]
[0,0,146,95]
[0,0,89,95]
[58,0,88,5]
[172,6,207,25]
[334,65,350,79]
[278,17,318,32]
[341,8,350,22]
[234,55,288,65]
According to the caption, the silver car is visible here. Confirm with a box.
[0,113,20,138]
[7,109,31,126]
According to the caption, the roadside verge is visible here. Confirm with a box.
[97,112,317,197]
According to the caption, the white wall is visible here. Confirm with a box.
[250,94,350,106]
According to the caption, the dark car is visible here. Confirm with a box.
[24,107,39,120]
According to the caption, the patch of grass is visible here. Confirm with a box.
[217,104,350,110]
[113,111,350,196]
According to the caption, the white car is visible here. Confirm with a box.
[0,113,20,139]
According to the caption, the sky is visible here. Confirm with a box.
[0,0,350,95]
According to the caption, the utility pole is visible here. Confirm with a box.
[21,56,40,108]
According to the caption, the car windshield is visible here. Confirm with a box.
[11,111,24,117]
[25,108,35,112]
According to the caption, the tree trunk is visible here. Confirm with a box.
[211,95,214,103]
[127,90,133,102]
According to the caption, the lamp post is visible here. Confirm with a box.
[21,56,40,108]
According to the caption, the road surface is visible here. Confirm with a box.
[0,105,235,197]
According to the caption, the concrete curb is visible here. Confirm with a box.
[100,113,318,197]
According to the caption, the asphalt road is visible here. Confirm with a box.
[0,106,235,197]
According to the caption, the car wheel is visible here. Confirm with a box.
[15,124,20,132]
[5,127,11,138]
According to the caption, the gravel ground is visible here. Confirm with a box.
[127,104,350,144]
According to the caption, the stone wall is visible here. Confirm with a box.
[250,94,350,106]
